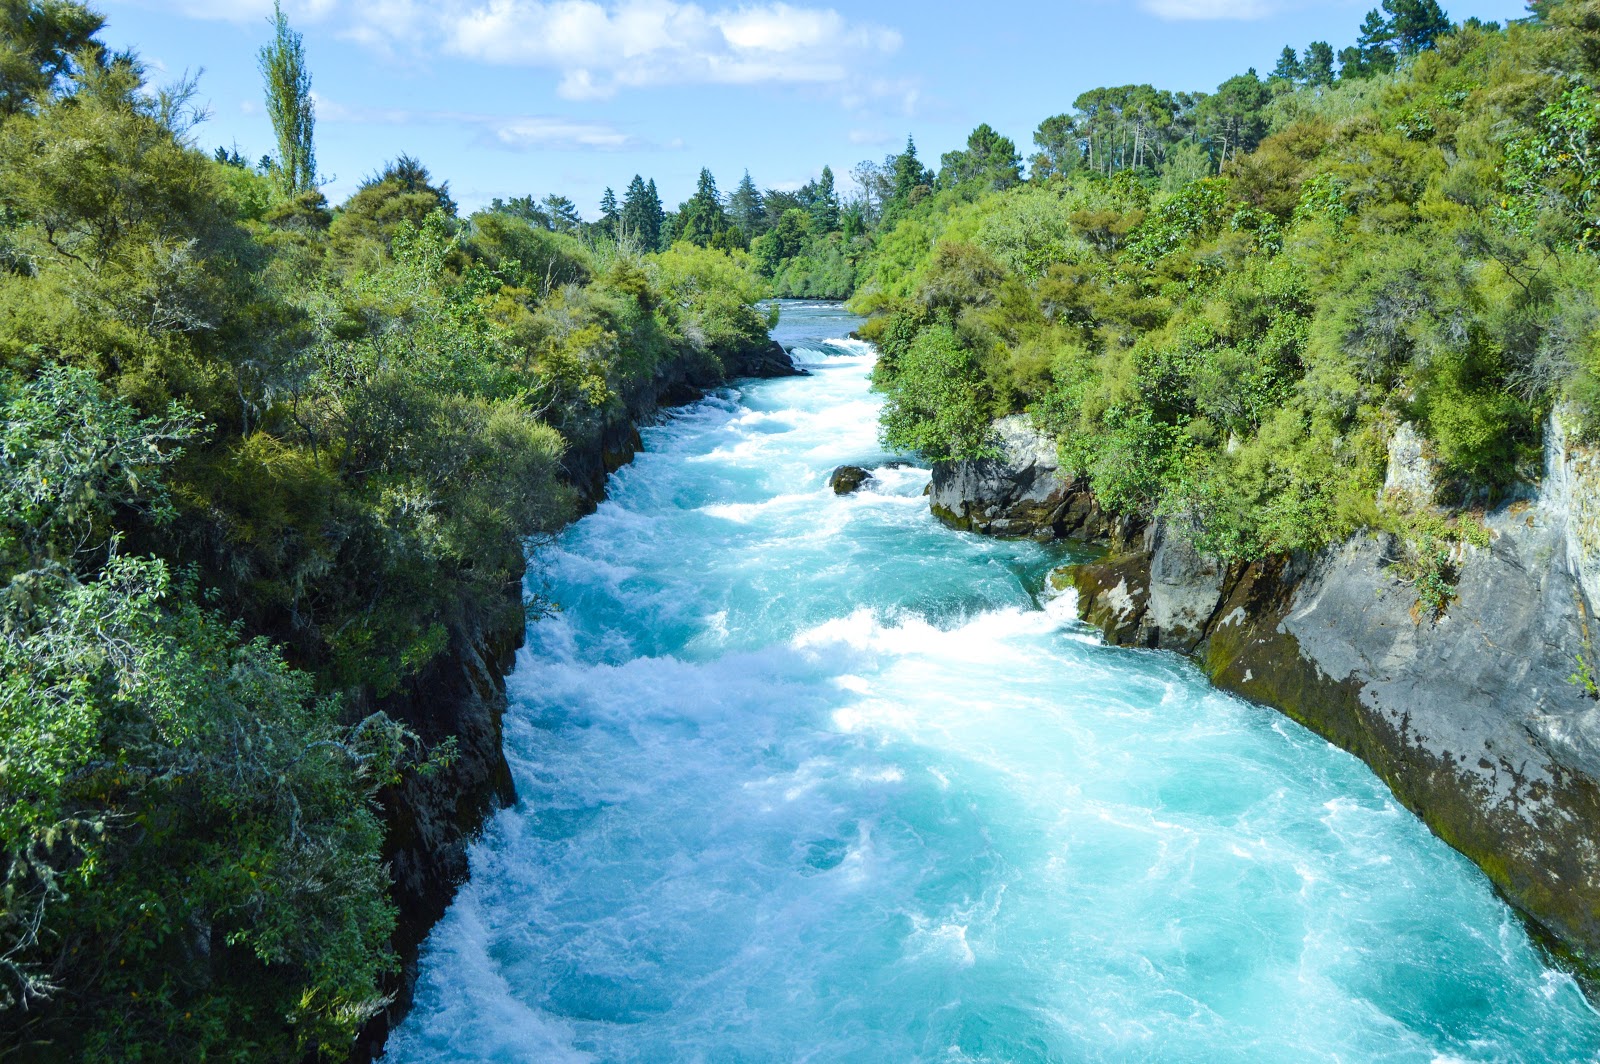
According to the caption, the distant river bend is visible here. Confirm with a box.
[387,302,1600,1063]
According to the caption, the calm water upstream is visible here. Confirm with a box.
[387,302,1600,1063]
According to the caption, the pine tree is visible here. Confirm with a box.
[727,171,766,238]
[891,136,930,203]
[1356,8,1398,74]
[678,167,730,247]
[644,179,664,249]
[599,186,618,234]
[258,0,315,196]
[811,165,840,231]
[1303,41,1336,86]
[1384,0,1451,56]
[1272,45,1304,82]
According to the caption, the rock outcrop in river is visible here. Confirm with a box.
[928,415,1122,541]
[935,411,1600,984]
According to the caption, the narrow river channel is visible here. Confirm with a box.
[387,302,1600,1063]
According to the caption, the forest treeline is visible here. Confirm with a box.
[853,0,1600,616]
[0,1,774,1057]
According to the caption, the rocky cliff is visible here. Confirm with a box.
[354,337,801,1058]
[937,413,1600,983]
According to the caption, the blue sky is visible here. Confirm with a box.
[98,0,1529,215]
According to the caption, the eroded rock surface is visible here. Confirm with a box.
[930,415,1118,539]
[1059,413,1600,980]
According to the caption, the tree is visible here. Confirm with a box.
[1272,45,1304,82]
[850,159,892,225]
[810,164,840,231]
[677,167,730,247]
[727,170,766,237]
[257,0,315,196]
[542,193,582,234]
[1303,41,1336,86]
[619,174,664,248]
[598,186,618,235]
[0,0,104,116]
[1384,0,1451,56]
[1355,8,1398,74]
[1197,70,1271,165]
[1032,113,1082,179]
[940,123,1023,190]
[881,135,933,225]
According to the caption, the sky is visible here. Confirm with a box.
[96,0,1531,216]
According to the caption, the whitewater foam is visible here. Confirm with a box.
[386,301,1600,1064]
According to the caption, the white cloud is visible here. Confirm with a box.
[409,0,902,99]
[312,94,648,150]
[139,0,903,99]
[1137,0,1279,20]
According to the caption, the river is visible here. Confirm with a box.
[386,302,1600,1062]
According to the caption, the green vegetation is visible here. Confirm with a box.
[851,1,1600,581]
[0,2,774,1056]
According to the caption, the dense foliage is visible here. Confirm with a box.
[0,2,772,1056]
[855,2,1600,574]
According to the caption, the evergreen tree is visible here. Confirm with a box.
[810,165,840,231]
[1303,41,1336,85]
[1384,0,1451,56]
[727,170,766,237]
[620,175,664,248]
[599,186,618,235]
[1196,69,1271,164]
[1272,45,1304,82]
[890,135,932,207]
[939,123,1023,189]
[257,0,315,196]
[678,167,730,247]
[1031,113,1083,179]
[542,193,582,234]
[0,0,104,116]
[1356,8,1398,73]
[645,178,665,249]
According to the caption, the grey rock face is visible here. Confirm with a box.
[1063,416,1600,981]
[1144,520,1227,652]
[1383,421,1439,504]
[930,415,1114,539]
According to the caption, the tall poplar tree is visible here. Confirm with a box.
[258,0,315,196]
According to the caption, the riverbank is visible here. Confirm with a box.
[354,327,803,1060]
[930,411,1600,988]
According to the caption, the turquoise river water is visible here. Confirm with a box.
[386,302,1600,1062]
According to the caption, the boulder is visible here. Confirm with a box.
[929,415,1114,539]
[829,465,872,495]
[725,339,807,379]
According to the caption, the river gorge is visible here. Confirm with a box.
[385,303,1600,1062]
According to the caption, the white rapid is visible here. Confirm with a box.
[386,302,1600,1063]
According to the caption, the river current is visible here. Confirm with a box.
[387,302,1600,1063]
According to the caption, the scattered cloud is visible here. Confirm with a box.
[145,0,903,100]
[847,129,891,146]
[1137,0,1280,20]
[312,94,651,150]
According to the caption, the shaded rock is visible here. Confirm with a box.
[930,415,1122,540]
[829,465,872,495]
[725,339,807,379]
